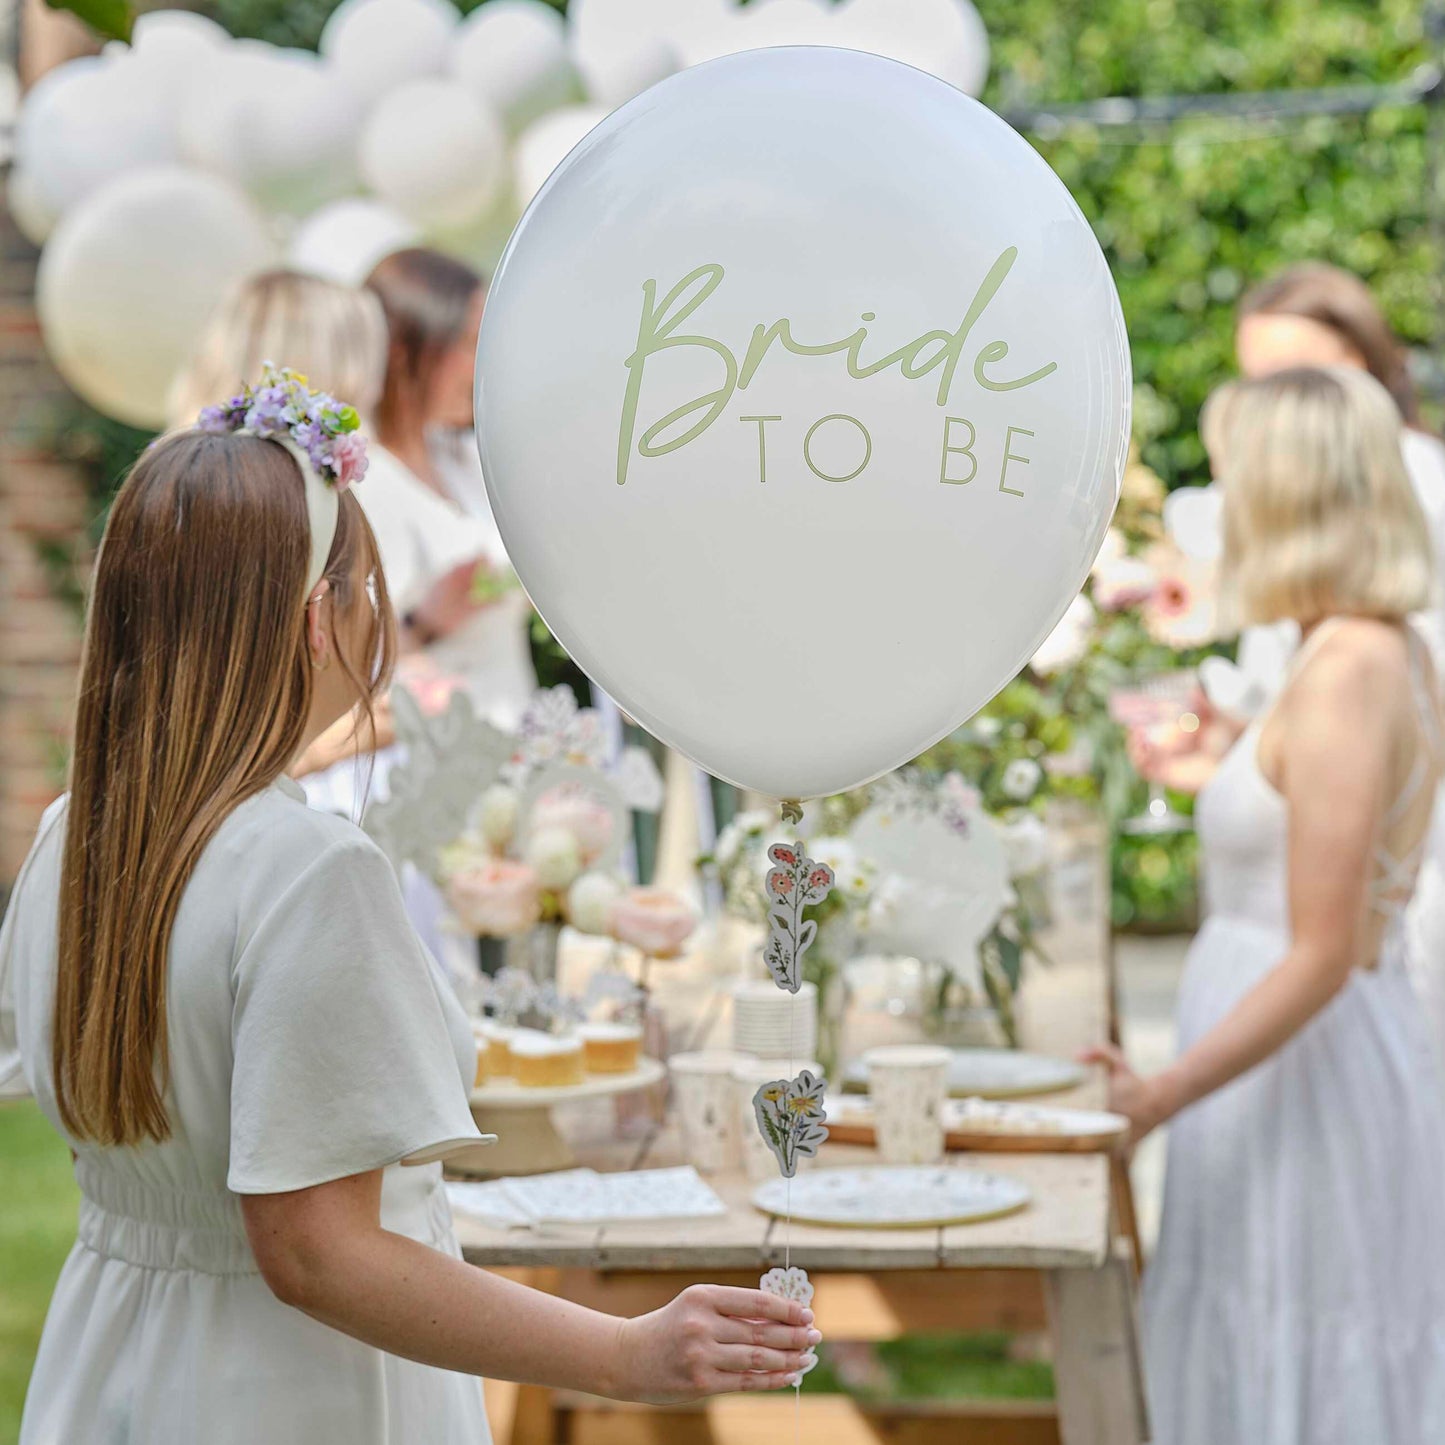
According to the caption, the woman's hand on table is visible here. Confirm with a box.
[1079,1043,1179,1146]
[614,1284,820,1403]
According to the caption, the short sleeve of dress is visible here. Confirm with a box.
[0,896,27,1099]
[228,835,492,1194]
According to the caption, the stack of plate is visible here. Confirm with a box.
[731,979,817,1060]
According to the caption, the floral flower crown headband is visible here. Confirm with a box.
[197,363,369,594]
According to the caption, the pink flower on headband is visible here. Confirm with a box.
[331,432,368,491]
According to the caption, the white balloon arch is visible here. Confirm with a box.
[13,0,991,427]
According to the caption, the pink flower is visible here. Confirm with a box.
[767,844,798,866]
[530,786,615,866]
[445,859,542,937]
[1142,543,1217,648]
[768,869,795,897]
[608,886,697,958]
[394,655,464,717]
[807,867,832,891]
[331,432,368,491]
[1092,555,1157,612]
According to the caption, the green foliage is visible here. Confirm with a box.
[977,0,1440,486]
[45,0,132,42]
[207,0,563,49]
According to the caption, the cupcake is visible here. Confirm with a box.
[510,1030,585,1089]
[470,1024,492,1089]
[477,1019,517,1078]
[579,1020,643,1075]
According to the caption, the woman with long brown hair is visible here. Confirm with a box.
[0,376,815,1445]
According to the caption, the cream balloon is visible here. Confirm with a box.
[477,48,1129,801]
[127,9,230,72]
[17,53,177,219]
[38,167,275,428]
[320,0,458,99]
[449,0,576,131]
[287,197,421,286]
[7,167,58,246]
[358,79,506,231]
[567,0,715,105]
[179,46,363,213]
[839,0,990,97]
[512,105,609,207]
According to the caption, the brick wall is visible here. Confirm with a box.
[0,188,90,888]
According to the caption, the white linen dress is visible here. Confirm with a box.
[0,777,495,1445]
[1144,625,1445,1444]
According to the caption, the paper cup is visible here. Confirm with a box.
[864,1044,952,1165]
[731,1055,826,1183]
[670,1051,747,1174]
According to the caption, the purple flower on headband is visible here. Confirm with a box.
[196,364,367,491]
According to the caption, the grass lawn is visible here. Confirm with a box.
[0,1100,77,1445]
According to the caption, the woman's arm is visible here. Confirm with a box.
[1090,632,1397,1139]
[241,1170,816,1403]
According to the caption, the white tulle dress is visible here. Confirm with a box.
[1144,623,1445,1445]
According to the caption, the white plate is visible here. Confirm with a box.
[834,1096,1126,1139]
[753,1166,1030,1228]
[844,1048,1084,1099]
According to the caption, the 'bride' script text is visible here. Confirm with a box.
[615,248,1057,487]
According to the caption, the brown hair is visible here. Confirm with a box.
[53,430,396,1146]
[366,247,484,440]
[1237,263,1419,426]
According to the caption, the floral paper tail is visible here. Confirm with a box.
[763,842,835,993]
[752,1068,829,1178]
[760,1265,820,1376]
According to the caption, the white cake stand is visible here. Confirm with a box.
[455,1058,667,1176]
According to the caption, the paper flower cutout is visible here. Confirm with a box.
[760,1265,814,1307]
[763,842,835,993]
[486,966,537,1026]
[752,1068,829,1178]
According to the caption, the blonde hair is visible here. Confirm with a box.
[1205,366,1432,630]
[168,270,389,429]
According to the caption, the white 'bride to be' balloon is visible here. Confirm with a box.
[477,47,1129,800]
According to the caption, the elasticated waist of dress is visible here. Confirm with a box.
[74,1159,258,1276]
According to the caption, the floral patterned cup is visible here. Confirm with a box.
[669,1051,747,1175]
[864,1044,952,1165]
[732,1057,825,1183]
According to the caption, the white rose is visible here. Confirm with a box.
[998,811,1050,878]
[525,824,583,889]
[1000,758,1043,802]
[478,783,520,848]
[567,870,623,934]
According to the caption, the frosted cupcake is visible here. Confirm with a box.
[477,1018,517,1078]
[469,1024,492,1089]
[511,1030,585,1088]
[578,1020,643,1074]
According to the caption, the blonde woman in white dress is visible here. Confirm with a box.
[0,397,816,1445]
[1090,366,1445,1444]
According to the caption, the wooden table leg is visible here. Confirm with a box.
[1110,1153,1144,1277]
[1045,1252,1150,1445]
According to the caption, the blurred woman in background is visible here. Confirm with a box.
[1092,368,1445,1444]
[366,247,536,729]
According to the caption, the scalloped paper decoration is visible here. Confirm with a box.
[752,1068,829,1178]
[760,1266,820,1378]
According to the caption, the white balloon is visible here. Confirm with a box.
[358,78,506,231]
[512,105,609,208]
[37,167,275,428]
[568,0,714,104]
[128,9,230,71]
[320,0,458,99]
[17,53,178,219]
[449,0,576,131]
[7,167,59,246]
[287,197,421,286]
[839,0,990,97]
[477,49,1128,800]
[179,46,363,213]
[693,0,835,61]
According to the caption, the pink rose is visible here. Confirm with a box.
[608,886,697,958]
[445,859,542,937]
[331,432,368,491]
[530,786,615,866]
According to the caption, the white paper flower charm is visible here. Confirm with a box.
[486,966,537,1026]
[752,1069,829,1178]
[760,1265,814,1307]
[763,843,835,993]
